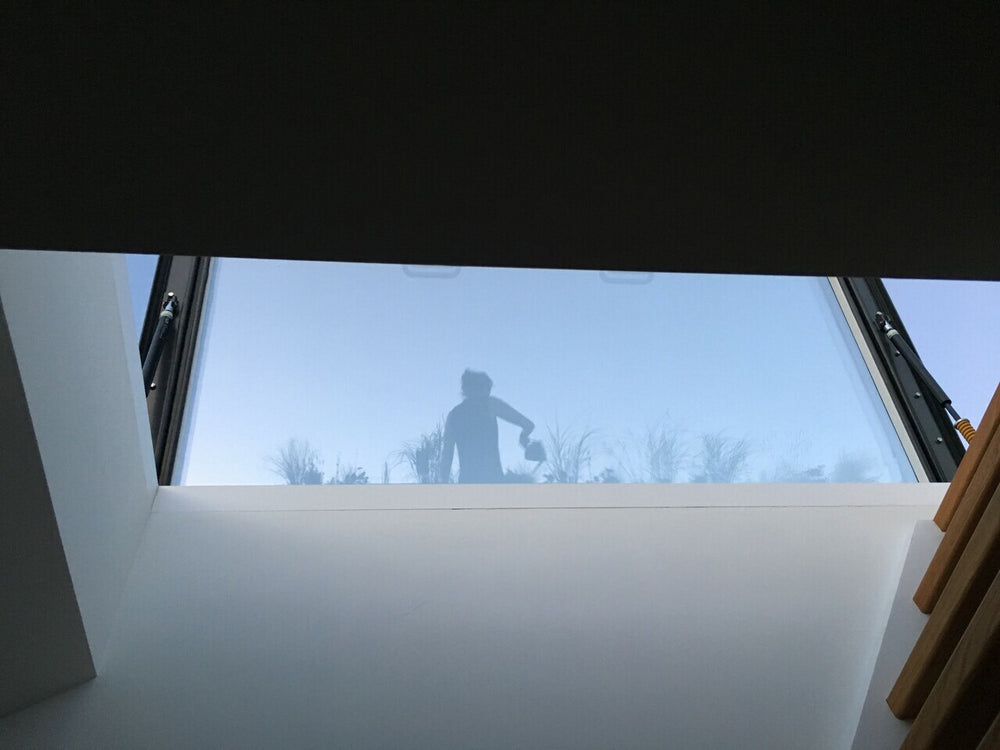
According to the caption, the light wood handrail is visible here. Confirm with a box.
[899,568,1000,749]
[934,382,1000,531]
[914,425,1000,613]
[888,482,1000,717]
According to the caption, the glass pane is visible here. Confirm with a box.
[883,278,1000,428]
[175,260,916,485]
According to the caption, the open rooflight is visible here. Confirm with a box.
[156,259,926,487]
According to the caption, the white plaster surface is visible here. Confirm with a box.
[0,297,96,715]
[850,520,942,749]
[156,480,949,512]
[0,248,948,747]
[0,483,938,749]
[0,249,157,667]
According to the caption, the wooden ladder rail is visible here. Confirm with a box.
[914,410,1000,614]
[933,382,1000,532]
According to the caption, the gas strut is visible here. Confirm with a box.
[875,311,976,444]
[142,292,179,396]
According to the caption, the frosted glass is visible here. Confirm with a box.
[175,261,916,485]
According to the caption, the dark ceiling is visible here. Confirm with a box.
[2,3,997,279]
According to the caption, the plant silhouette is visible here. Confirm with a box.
[543,424,596,483]
[763,462,828,482]
[588,467,621,483]
[268,438,324,485]
[829,452,880,482]
[326,459,369,485]
[760,449,879,483]
[399,423,451,483]
[503,463,538,483]
[643,427,684,483]
[690,433,751,483]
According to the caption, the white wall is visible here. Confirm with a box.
[0,482,940,749]
[0,250,157,668]
[851,520,941,750]
[0,250,936,747]
[0,295,95,714]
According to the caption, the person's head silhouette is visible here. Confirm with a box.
[461,369,493,399]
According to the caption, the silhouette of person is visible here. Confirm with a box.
[439,369,535,483]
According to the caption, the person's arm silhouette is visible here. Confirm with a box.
[491,397,535,447]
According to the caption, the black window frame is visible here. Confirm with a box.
[139,255,212,485]
[837,277,964,482]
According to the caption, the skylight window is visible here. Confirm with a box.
[170,260,916,485]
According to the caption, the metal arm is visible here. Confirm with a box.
[142,292,179,395]
[875,311,976,443]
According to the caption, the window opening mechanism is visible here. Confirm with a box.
[875,311,977,444]
[142,292,179,395]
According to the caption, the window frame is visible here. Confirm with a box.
[836,277,964,481]
[140,255,212,485]
[140,259,963,484]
